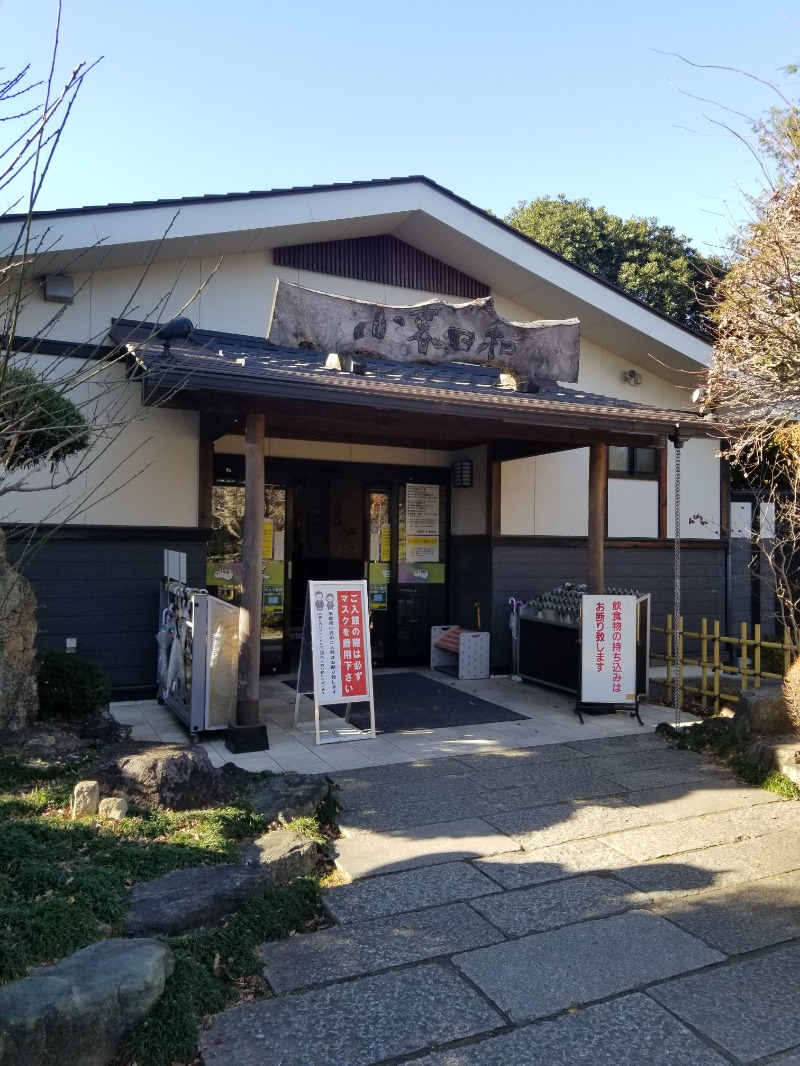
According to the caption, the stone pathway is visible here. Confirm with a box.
[201,732,800,1066]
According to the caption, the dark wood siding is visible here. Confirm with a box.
[487,540,728,673]
[450,542,493,636]
[274,235,489,299]
[9,531,207,696]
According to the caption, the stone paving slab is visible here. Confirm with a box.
[653,868,800,954]
[261,902,505,992]
[650,941,800,1063]
[333,818,519,880]
[482,775,627,811]
[336,789,502,834]
[469,873,648,936]
[201,963,504,1066]
[457,759,621,794]
[411,993,730,1065]
[324,861,500,923]
[452,745,593,773]
[626,779,780,822]
[565,733,671,755]
[600,764,730,791]
[474,839,631,890]
[770,1053,800,1065]
[452,911,723,1024]
[485,797,657,850]
[598,799,800,862]
[329,759,474,788]
[576,748,707,776]
[615,828,800,900]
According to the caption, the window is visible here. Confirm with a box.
[608,446,659,479]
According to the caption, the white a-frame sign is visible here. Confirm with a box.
[293,580,376,745]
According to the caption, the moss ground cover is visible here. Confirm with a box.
[0,753,328,1065]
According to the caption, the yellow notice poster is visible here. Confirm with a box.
[262,519,274,560]
[380,525,391,562]
[407,535,439,562]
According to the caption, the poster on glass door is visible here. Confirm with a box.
[309,581,373,703]
[405,484,439,562]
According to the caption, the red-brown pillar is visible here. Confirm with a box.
[226,411,269,752]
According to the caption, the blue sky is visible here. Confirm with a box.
[3,0,799,255]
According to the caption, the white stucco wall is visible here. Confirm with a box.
[501,450,590,536]
[1,354,199,527]
[607,479,659,538]
[667,436,720,539]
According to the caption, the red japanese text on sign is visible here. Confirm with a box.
[337,589,368,698]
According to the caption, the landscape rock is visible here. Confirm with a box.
[0,937,174,1066]
[71,780,100,819]
[124,829,317,936]
[733,685,794,738]
[98,797,128,821]
[245,770,333,823]
[746,736,800,786]
[89,741,235,811]
[0,713,131,770]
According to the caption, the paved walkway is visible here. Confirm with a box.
[200,729,800,1066]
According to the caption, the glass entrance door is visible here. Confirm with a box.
[367,487,392,663]
[206,482,288,673]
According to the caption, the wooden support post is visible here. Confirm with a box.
[226,412,269,753]
[588,443,607,594]
[488,458,502,538]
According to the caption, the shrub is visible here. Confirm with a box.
[761,637,787,677]
[782,655,800,736]
[37,652,111,719]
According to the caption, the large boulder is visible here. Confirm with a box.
[0,531,38,732]
[0,937,174,1066]
[89,741,235,811]
[733,684,795,739]
[246,770,333,824]
[124,830,317,936]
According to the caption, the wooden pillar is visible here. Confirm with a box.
[226,411,269,751]
[488,458,502,537]
[588,443,607,594]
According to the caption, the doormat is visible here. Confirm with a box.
[285,672,528,733]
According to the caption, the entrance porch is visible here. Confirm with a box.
[110,670,696,775]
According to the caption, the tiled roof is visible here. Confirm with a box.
[111,320,708,435]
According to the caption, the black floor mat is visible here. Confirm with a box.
[285,672,528,733]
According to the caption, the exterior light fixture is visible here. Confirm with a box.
[452,459,473,488]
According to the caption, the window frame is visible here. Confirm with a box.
[607,446,659,480]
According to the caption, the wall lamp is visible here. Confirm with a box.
[452,459,473,488]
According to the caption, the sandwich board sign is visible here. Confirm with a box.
[579,594,642,724]
[293,580,376,744]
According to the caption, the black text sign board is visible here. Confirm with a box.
[293,580,376,744]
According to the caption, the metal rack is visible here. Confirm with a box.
[157,553,240,732]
